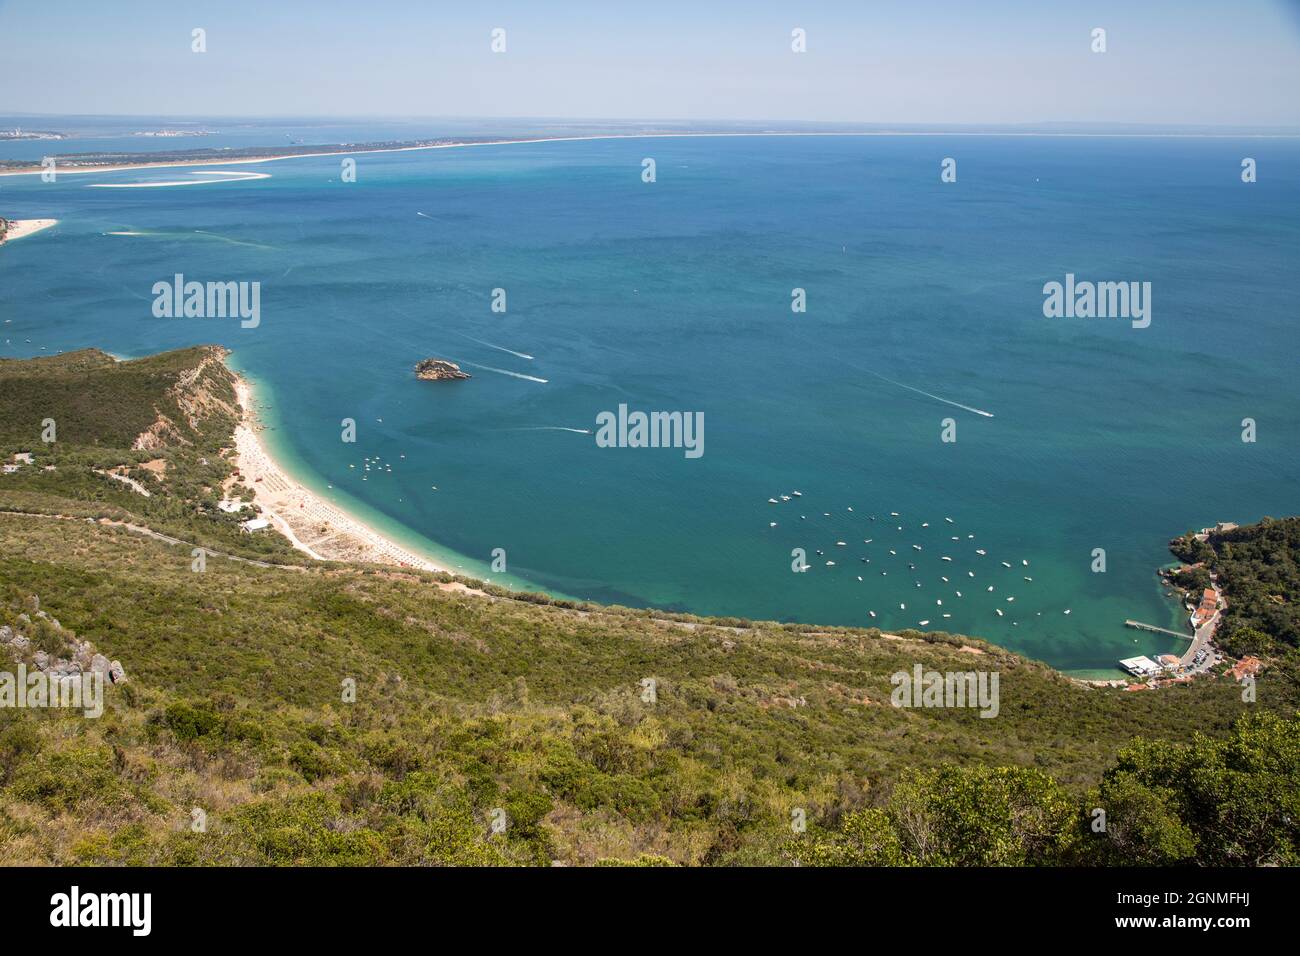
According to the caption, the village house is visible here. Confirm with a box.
[1190,587,1219,629]
[1228,656,1262,682]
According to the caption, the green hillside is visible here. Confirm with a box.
[0,347,1296,866]
[1172,519,1300,657]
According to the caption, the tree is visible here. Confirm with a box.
[1095,711,1300,866]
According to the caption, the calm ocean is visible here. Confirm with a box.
[2,131,1296,674]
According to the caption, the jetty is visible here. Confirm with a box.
[1124,619,1192,640]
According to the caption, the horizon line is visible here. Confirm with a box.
[2,111,1299,134]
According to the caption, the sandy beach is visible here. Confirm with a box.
[0,218,58,242]
[230,374,452,574]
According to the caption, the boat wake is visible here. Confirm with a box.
[448,330,534,360]
[504,426,592,434]
[103,228,277,251]
[866,371,995,418]
[459,361,548,384]
[787,328,995,418]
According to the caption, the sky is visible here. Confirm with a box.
[2,0,1299,126]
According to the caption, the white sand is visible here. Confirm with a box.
[1,218,58,242]
[231,375,451,574]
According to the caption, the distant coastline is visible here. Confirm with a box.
[4,127,1300,178]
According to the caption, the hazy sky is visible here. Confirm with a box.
[3,0,1299,125]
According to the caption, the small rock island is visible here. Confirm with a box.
[414,358,470,381]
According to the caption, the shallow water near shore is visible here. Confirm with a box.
[2,132,1297,674]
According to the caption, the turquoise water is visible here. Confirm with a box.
[2,133,1297,674]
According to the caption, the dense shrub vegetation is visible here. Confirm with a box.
[1171,518,1300,656]
[0,347,1296,865]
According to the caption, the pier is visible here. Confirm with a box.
[1125,619,1193,640]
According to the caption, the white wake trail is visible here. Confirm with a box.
[868,371,995,418]
[459,361,548,384]
[451,330,534,360]
[788,325,995,419]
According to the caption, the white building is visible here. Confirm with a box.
[1119,656,1162,678]
[240,517,270,533]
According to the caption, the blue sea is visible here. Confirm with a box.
[3,125,1297,675]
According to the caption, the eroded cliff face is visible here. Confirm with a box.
[414,358,470,381]
[134,346,240,450]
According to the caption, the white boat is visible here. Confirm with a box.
[869,611,876,618]
[956,591,962,597]
[1024,576,1033,582]
[825,561,835,566]
[987,586,994,592]
[912,545,922,551]
[1022,559,1029,566]
[921,522,929,528]
[968,571,975,577]
[792,491,802,496]
[836,541,847,546]
[889,512,899,517]
[1006,597,1015,602]
[941,556,952,562]
[889,549,896,555]
[944,517,954,523]
[1001,561,1012,568]
[769,522,777,527]
[847,506,854,512]
[936,599,943,606]
[863,538,873,544]
[857,576,863,581]
[919,620,930,626]
[995,609,1004,617]
[899,603,906,610]
[941,576,949,582]
[976,549,987,556]
[1064,609,1071,615]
